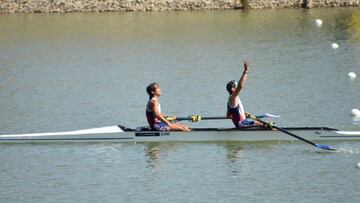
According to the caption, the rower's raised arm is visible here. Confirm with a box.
[233,61,249,97]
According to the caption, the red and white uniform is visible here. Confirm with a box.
[227,96,253,128]
[146,98,170,131]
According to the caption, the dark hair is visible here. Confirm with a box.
[226,80,236,95]
[146,82,159,99]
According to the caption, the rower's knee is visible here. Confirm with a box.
[170,124,190,132]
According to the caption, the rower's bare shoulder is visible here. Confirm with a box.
[149,98,158,107]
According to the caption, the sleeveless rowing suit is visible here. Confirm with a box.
[146,98,170,131]
[227,96,254,128]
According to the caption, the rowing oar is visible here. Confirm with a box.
[168,113,280,122]
[167,115,227,122]
[246,112,336,151]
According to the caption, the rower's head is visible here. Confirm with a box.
[226,80,237,95]
[146,82,161,99]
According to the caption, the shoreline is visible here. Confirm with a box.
[0,0,359,13]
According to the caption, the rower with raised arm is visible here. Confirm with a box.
[146,82,191,132]
[226,61,263,128]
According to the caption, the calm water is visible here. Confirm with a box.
[1,8,360,202]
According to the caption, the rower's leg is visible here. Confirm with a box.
[169,123,191,131]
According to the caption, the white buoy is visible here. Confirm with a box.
[351,109,360,117]
[348,72,357,79]
[315,19,323,27]
[331,43,339,49]
[357,163,360,168]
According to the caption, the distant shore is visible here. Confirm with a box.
[0,0,359,13]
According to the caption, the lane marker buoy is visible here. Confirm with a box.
[315,19,323,27]
[351,109,360,117]
[348,72,356,79]
[331,43,339,49]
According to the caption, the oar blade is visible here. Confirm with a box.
[260,113,280,118]
[315,144,337,151]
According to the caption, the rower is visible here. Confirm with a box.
[146,82,191,131]
[226,61,263,128]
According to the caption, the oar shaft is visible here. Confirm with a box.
[272,126,317,147]
[175,113,278,122]
[200,117,229,120]
[253,118,317,146]
[247,113,335,151]
[175,116,229,121]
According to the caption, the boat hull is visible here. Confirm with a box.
[1,127,360,143]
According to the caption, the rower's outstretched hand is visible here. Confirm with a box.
[244,61,249,71]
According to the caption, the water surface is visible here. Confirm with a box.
[1,8,360,202]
